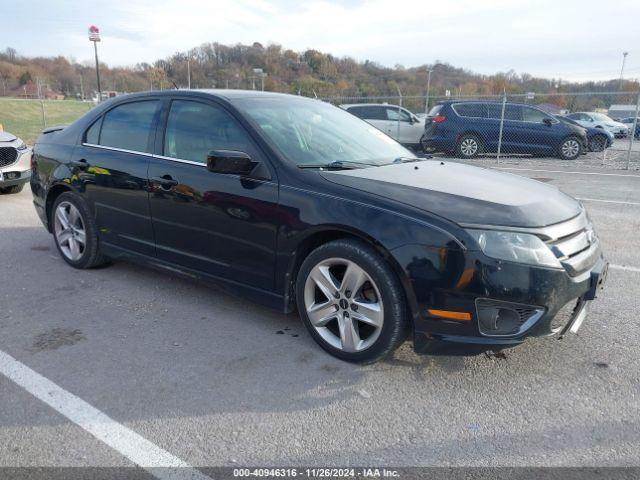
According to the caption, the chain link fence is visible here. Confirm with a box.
[321,91,640,170]
[1,92,639,170]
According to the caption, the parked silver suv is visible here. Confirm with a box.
[340,103,425,149]
[0,130,32,194]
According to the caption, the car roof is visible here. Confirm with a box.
[102,89,310,104]
[339,103,397,108]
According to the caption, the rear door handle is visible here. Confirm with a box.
[151,175,179,189]
[71,159,89,170]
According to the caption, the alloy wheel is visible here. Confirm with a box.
[460,138,479,157]
[54,201,87,261]
[303,258,384,353]
[561,139,580,158]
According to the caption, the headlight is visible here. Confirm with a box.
[16,142,28,151]
[467,229,562,268]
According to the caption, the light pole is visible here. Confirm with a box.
[88,25,102,101]
[187,57,191,89]
[424,69,433,114]
[619,51,629,90]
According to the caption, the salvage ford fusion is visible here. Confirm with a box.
[30,90,608,363]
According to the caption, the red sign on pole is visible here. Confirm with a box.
[88,25,101,42]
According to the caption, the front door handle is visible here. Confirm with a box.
[151,175,179,190]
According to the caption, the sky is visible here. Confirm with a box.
[3,0,639,82]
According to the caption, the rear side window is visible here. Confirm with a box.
[85,117,102,144]
[163,100,257,164]
[99,101,158,153]
[487,104,523,121]
[453,103,488,118]
[348,106,387,120]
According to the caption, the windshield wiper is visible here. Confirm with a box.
[392,156,422,164]
[298,161,376,170]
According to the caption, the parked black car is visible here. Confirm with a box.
[558,116,614,152]
[421,100,589,160]
[31,91,607,363]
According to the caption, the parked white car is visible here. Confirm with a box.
[0,131,32,194]
[339,103,425,149]
[565,112,630,138]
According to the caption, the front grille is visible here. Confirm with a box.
[544,213,599,276]
[0,147,18,167]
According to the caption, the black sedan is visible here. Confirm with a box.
[31,90,608,363]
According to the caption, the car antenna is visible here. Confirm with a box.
[171,80,179,90]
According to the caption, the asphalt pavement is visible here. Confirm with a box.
[0,162,639,476]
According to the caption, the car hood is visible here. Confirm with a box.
[0,131,17,142]
[320,161,582,228]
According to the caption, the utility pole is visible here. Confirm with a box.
[187,57,191,89]
[619,51,629,90]
[424,69,433,114]
[88,25,102,101]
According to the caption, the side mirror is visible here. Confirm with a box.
[543,118,553,126]
[207,150,257,176]
[411,115,420,124]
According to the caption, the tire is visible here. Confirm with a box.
[295,238,409,364]
[0,184,24,194]
[51,192,108,269]
[558,136,583,160]
[589,134,608,152]
[455,134,481,158]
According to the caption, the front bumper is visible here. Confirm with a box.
[0,169,31,187]
[391,234,608,355]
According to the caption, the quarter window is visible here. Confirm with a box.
[85,117,102,144]
[99,101,158,153]
[163,100,256,164]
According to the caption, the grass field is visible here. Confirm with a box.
[0,98,93,144]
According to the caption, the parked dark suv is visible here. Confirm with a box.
[31,90,607,363]
[421,100,588,160]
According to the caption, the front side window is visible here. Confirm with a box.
[164,100,257,164]
[386,108,411,122]
[100,101,158,153]
[523,107,550,123]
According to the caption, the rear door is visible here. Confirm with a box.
[71,99,160,256]
[147,97,279,290]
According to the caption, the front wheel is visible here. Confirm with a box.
[559,137,583,160]
[295,239,409,364]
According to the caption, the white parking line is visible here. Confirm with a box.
[495,167,640,178]
[0,350,211,480]
[610,264,640,273]
[577,197,640,206]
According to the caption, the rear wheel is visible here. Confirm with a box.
[559,136,582,160]
[456,134,481,158]
[296,239,409,364]
[0,184,24,195]
[52,192,109,269]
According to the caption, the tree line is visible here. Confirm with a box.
[1,43,637,112]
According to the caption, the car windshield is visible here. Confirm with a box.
[591,113,614,122]
[235,97,413,168]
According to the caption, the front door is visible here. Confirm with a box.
[147,98,279,291]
